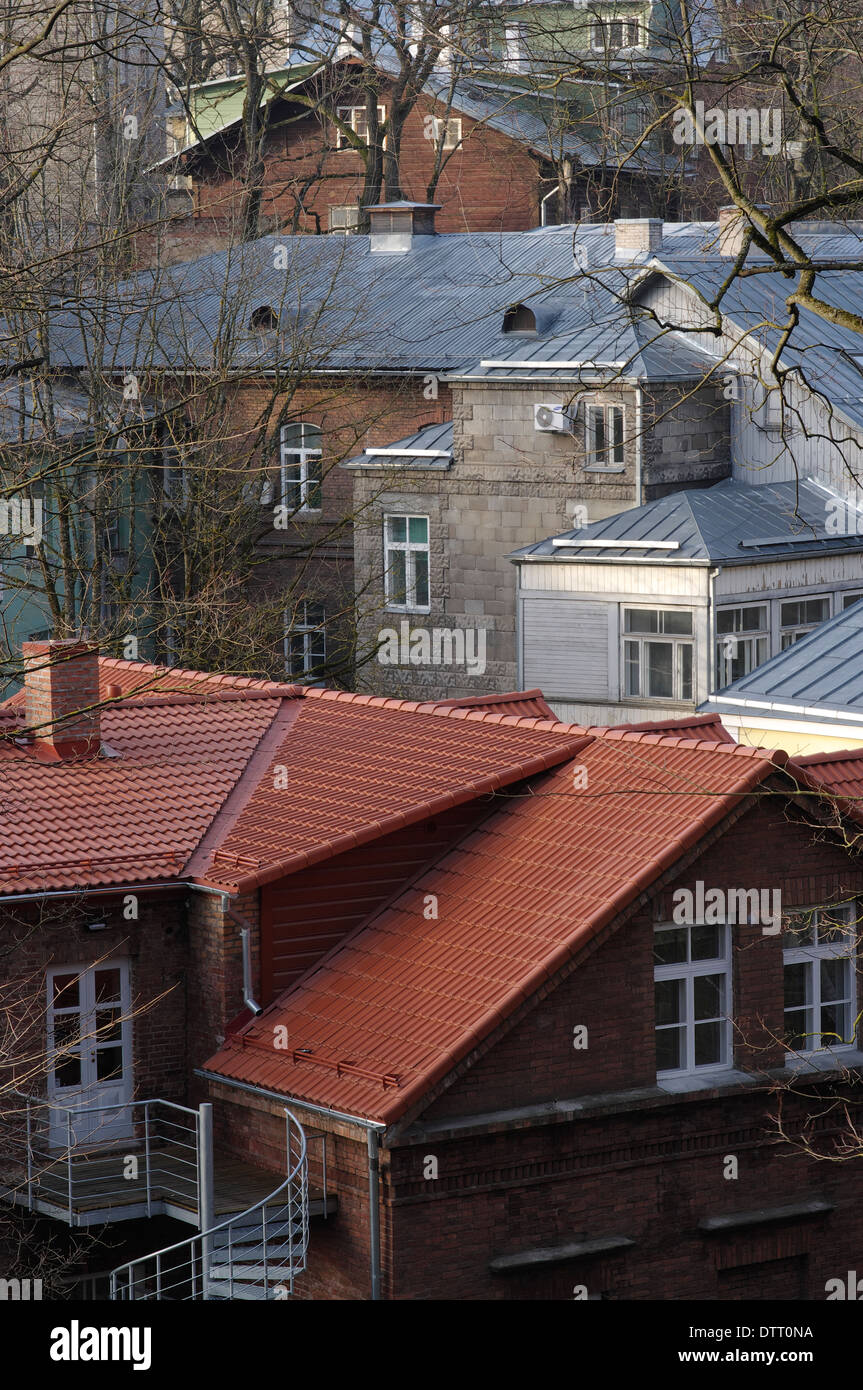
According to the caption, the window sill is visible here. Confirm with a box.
[779,1047,863,1074]
[657,1067,745,1095]
[582,464,626,473]
[384,607,432,616]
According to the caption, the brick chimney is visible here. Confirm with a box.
[615,218,663,257]
[718,204,770,258]
[22,639,102,761]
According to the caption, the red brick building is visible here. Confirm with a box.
[3,641,863,1300]
[153,58,672,262]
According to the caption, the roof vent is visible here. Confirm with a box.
[249,305,278,331]
[503,303,537,334]
[368,201,441,255]
[615,217,663,256]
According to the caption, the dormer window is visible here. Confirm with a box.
[503,303,537,334]
[249,305,278,332]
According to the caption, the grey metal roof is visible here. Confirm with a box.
[43,223,644,375]
[0,377,151,442]
[637,224,863,434]
[702,601,863,725]
[513,477,863,565]
[342,418,453,469]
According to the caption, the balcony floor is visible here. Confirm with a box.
[0,1143,333,1228]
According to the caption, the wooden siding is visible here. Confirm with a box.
[640,277,863,497]
[518,561,707,598]
[260,801,494,1002]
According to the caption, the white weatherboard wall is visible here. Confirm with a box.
[519,561,711,719]
[523,598,610,700]
[717,554,863,600]
[639,277,863,497]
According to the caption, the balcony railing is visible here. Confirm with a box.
[0,1091,203,1227]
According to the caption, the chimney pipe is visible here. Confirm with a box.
[22,639,102,761]
[615,217,663,257]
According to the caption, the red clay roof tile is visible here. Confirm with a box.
[204,736,786,1123]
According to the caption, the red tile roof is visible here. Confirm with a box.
[2,656,299,707]
[205,732,788,1123]
[429,689,557,720]
[611,713,735,743]
[794,747,863,822]
[0,666,585,894]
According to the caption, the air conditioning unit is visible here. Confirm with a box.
[534,402,575,434]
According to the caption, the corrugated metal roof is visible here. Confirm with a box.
[514,477,863,565]
[703,601,863,724]
[47,224,635,374]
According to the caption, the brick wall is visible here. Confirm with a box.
[0,891,189,1107]
[163,89,545,247]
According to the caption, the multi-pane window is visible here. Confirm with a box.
[335,105,386,148]
[286,603,326,679]
[654,923,732,1076]
[762,387,783,431]
[843,592,863,610]
[623,609,693,701]
[783,904,857,1054]
[384,514,430,610]
[715,605,769,686]
[590,16,642,50]
[779,597,829,649]
[280,423,322,512]
[429,116,462,149]
[585,404,625,467]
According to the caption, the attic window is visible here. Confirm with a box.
[249,305,278,332]
[503,303,537,334]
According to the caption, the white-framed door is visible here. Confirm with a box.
[46,960,133,1149]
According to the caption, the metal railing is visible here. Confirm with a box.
[110,1109,308,1301]
[0,1091,201,1225]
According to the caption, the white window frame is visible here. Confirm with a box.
[280,422,322,513]
[783,903,858,1057]
[584,403,625,469]
[384,513,430,612]
[762,386,783,432]
[654,922,733,1078]
[285,602,326,679]
[779,595,830,649]
[335,105,387,149]
[622,607,694,702]
[715,603,769,687]
[429,115,462,150]
[590,15,643,51]
[842,591,863,611]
